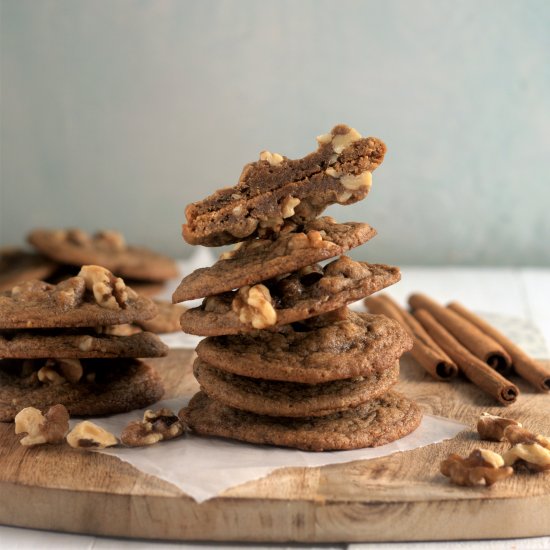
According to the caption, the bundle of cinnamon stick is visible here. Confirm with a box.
[364,293,550,406]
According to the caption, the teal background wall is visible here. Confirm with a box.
[1,0,549,265]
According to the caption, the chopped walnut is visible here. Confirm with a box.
[67,228,92,246]
[316,125,362,154]
[503,443,550,472]
[281,196,300,219]
[440,449,514,487]
[15,404,70,446]
[477,412,522,441]
[96,323,142,336]
[95,230,126,251]
[340,171,372,192]
[53,277,86,309]
[232,284,277,329]
[120,408,185,447]
[78,265,136,310]
[258,216,284,234]
[66,421,118,449]
[37,358,83,385]
[259,150,284,166]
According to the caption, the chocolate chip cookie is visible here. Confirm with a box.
[193,358,399,417]
[28,228,178,281]
[183,125,386,246]
[180,257,400,336]
[183,390,422,451]
[173,218,376,302]
[196,309,412,383]
[0,358,164,421]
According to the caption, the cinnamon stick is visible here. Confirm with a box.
[365,295,458,381]
[413,309,519,406]
[448,301,550,393]
[408,293,512,373]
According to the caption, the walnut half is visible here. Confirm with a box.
[66,421,118,449]
[232,284,277,329]
[120,408,185,447]
[15,405,70,446]
[78,265,137,310]
[440,449,513,487]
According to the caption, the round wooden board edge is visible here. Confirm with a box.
[1,480,549,542]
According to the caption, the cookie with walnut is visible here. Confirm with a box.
[0,265,157,329]
[0,358,164,421]
[196,309,412,383]
[193,358,399,417]
[183,390,422,451]
[28,228,178,281]
[173,217,376,302]
[180,256,400,336]
[183,125,386,246]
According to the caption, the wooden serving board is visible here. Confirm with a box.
[0,350,549,543]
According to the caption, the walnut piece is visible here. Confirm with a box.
[120,408,185,447]
[440,449,513,487]
[15,404,70,446]
[316,125,362,154]
[259,150,284,166]
[95,230,126,251]
[37,358,83,385]
[66,421,118,449]
[503,443,550,472]
[340,171,372,191]
[281,196,300,219]
[477,412,522,441]
[232,284,277,329]
[78,265,136,310]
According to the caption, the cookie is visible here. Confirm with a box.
[135,300,186,333]
[0,266,157,329]
[180,256,400,336]
[173,218,376,302]
[0,358,164,421]
[0,330,168,359]
[193,358,399,417]
[183,390,422,451]
[0,248,58,292]
[28,228,178,281]
[196,309,412,383]
[183,125,386,246]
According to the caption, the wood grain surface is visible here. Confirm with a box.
[0,350,549,542]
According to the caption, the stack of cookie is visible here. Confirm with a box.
[0,265,167,421]
[173,125,421,451]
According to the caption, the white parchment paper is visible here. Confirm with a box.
[73,400,466,503]
[92,253,546,503]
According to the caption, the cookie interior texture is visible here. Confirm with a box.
[182,125,386,246]
[173,219,377,302]
[195,310,412,383]
[184,390,422,452]
[194,358,400,417]
[180,258,401,336]
[0,358,164,421]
